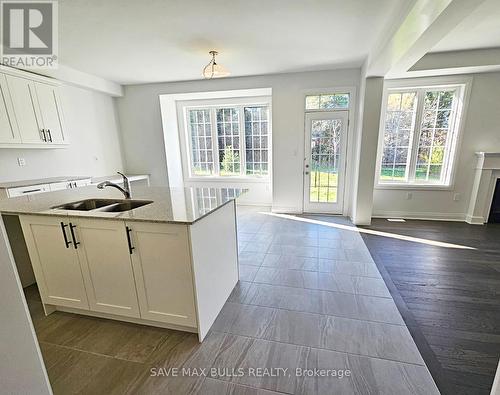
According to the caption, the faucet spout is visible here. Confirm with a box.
[96,172,131,199]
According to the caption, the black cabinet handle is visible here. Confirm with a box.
[40,129,47,142]
[69,223,80,249]
[126,226,134,254]
[47,129,52,142]
[60,222,72,248]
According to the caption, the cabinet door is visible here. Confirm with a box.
[0,74,21,144]
[19,215,89,309]
[5,75,44,144]
[34,83,66,144]
[128,222,197,327]
[75,219,140,318]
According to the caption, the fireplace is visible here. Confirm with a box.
[488,179,500,223]
[466,152,500,224]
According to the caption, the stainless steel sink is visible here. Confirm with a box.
[53,199,153,212]
[96,200,153,212]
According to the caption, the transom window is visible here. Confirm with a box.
[305,93,349,110]
[186,103,270,178]
[378,84,466,187]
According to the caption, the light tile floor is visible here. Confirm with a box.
[25,206,440,394]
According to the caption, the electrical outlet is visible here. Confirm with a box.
[406,192,413,200]
[17,157,26,167]
[453,193,461,201]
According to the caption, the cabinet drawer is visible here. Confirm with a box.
[8,184,50,197]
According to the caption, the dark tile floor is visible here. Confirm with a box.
[24,207,439,394]
[360,219,500,395]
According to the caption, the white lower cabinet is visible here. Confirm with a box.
[74,218,140,318]
[20,215,198,328]
[127,221,197,327]
[20,215,89,309]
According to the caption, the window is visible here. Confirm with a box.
[378,84,466,187]
[305,93,349,110]
[245,106,269,175]
[189,109,213,175]
[185,103,270,178]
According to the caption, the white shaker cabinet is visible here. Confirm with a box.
[75,218,140,318]
[33,82,67,144]
[127,221,197,327]
[4,75,43,144]
[0,74,20,144]
[1,71,68,147]
[19,215,90,309]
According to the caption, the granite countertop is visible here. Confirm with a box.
[0,174,149,189]
[0,185,245,224]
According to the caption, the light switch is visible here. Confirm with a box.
[453,193,461,201]
[406,192,412,200]
[17,157,26,167]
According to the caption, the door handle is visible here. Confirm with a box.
[60,222,72,248]
[69,223,80,249]
[47,129,52,142]
[40,129,47,142]
[126,226,135,254]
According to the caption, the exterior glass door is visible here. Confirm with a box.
[303,111,348,213]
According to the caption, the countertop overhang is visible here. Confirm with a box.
[0,186,246,224]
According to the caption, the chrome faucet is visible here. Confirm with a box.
[97,172,131,199]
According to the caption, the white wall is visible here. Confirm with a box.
[0,84,124,182]
[0,218,52,395]
[373,72,500,221]
[117,69,360,212]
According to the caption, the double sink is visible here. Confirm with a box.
[53,199,153,213]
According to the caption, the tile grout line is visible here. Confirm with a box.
[39,340,147,365]
[228,299,406,327]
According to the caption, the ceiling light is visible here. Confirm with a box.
[202,50,230,79]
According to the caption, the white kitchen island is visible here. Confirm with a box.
[0,186,244,341]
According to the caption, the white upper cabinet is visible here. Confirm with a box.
[1,70,68,148]
[34,82,67,144]
[0,74,21,144]
[4,75,43,144]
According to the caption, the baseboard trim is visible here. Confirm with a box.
[465,214,485,225]
[271,207,303,214]
[372,210,466,222]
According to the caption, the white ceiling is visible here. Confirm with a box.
[58,0,410,84]
[432,0,500,53]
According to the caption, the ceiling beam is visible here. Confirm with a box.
[367,0,488,78]
[410,48,500,70]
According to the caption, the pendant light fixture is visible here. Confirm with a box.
[202,50,230,79]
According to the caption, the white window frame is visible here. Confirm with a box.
[176,96,272,182]
[375,76,472,190]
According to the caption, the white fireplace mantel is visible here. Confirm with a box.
[466,152,500,224]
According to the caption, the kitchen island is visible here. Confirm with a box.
[0,186,245,341]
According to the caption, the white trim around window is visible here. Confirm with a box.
[375,76,472,190]
[176,96,272,183]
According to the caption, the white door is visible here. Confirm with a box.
[34,83,66,144]
[5,75,44,144]
[19,215,89,309]
[303,111,348,214]
[75,219,140,318]
[128,221,197,327]
[0,74,21,144]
